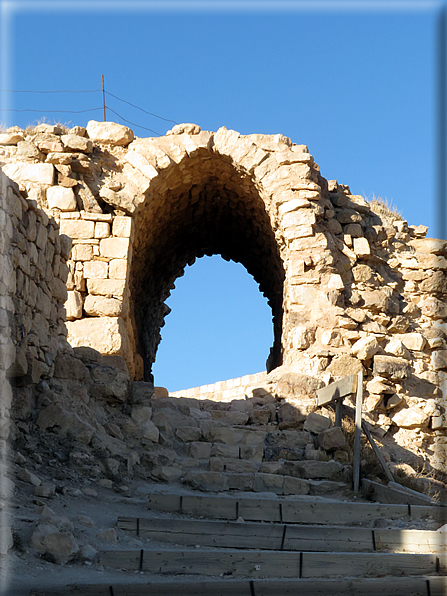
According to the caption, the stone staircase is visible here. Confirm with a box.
[30,489,446,595]
[138,393,354,500]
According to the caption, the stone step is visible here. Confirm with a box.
[28,576,447,596]
[181,470,350,496]
[146,491,446,526]
[117,516,446,554]
[98,548,446,579]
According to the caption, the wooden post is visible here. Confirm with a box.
[335,399,343,427]
[102,74,106,122]
[353,370,363,493]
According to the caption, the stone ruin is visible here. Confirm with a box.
[0,119,446,497]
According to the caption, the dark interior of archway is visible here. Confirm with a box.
[129,158,285,382]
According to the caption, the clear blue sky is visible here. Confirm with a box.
[1,1,445,391]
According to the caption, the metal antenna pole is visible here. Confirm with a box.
[102,75,106,122]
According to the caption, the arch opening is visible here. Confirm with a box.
[129,155,285,382]
[152,255,275,391]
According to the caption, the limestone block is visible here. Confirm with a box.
[51,276,68,303]
[410,238,447,254]
[175,426,202,442]
[131,381,155,403]
[327,274,344,290]
[72,244,93,261]
[2,162,54,185]
[282,459,343,480]
[109,258,127,280]
[431,350,447,371]
[100,237,130,259]
[391,406,430,429]
[66,316,130,357]
[281,210,316,228]
[65,290,83,320]
[83,260,108,279]
[124,150,158,182]
[185,471,223,492]
[31,524,78,562]
[0,132,23,145]
[17,468,41,486]
[277,402,306,428]
[89,364,130,403]
[366,377,393,394]
[303,412,331,434]
[344,223,363,237]
[420,297,447,319]
[189,442,211,459]
[60,219,95,239]
[95,222,110,238]
[112,216,132,238]
[61,134,92,153]
[167,123,201,135]
[141,420,160,442]
[131,405,152,423]
[283,476,310,495]
[46,186,76,211]
[86,278,125,298]
[292,326,313,349]
[417,254,447,269]
[83,295,122,317]
[254,473,284,493]
[359,290,390,312]
[373,355,410,379]
[385,337,411,359]
[87,120,134,145]
[353,237,371,257]
[318,427,346,451]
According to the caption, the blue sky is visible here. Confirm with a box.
[1,1,445,391]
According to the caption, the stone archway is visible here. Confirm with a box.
[128,148,285,381]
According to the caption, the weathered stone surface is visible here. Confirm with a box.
[65,290,83,320]
[83,260,108,279]
[167,123,201,135]
[36,404,95,444]
[99,237,130,259]
[131,381,155,403]
[420,297,447,319]
[83,294,122,316]
[31,524,78,562]
[303,412,331,434]
[2,162,54,185]
[86,278,125,298]
[61,134,92,153]
[318,427,346,451]
[0,132,23,144]
[391,407,430,429]
[59,219,95,239]
[46,186,77,211]
[283,476,310,495]
[431,350,447,371]
[89,364,130,402]
[351,336,379,360]
[175,426,202,442]
[66,316,130,358]
[281,459,343,480]
[86,120,134,145]
[373,355,410,379]
[17,468,41,486]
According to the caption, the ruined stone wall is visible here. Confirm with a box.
[169,371,269,402]
[0,166,71,441]
[0,120,446,474]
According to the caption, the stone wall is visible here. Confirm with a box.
[169,371,269,402]
[0,167,71,441]
[0,120,446,474]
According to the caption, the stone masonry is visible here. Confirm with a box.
[0,120,446,482]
